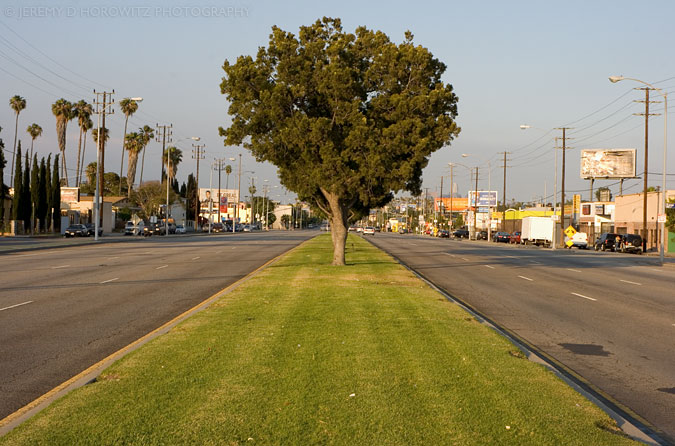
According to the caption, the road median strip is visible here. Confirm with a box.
[0,234,639,445]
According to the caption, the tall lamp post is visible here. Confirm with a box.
[609,75,668,265]
[166,136,200,236]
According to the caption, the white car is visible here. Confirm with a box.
[175,224,186,234]
[564,232,588,249]
[363,226,375,235]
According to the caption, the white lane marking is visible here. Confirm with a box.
[191,256,200,260]
[461,257,470,261]
[620,279,642,286]
[484,265,495,269]
[108,256,119,260]
[444,253,455,257]
[0,301,33,312]
[566,268,582,273]
[518,275,533,281]
[529,261,542,264]
[156,265,168,270]
[506,255,518,259]
[14,253,39,257]
[51,265,70,269]
[100,277,119,284]
[571,292,596,301]
[409,243,417,246]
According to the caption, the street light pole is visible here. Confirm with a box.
[165,136,200,236]
[610,75,668,264]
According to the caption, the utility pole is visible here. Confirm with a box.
[93,90,114,240]
[235,153,242,233]
[555,128,572,248]
[439,176,444,223]
[634,88,659,252]
[500,151,511,231]
[192,143,205,231]
[214,158,226,223]
[473,167,479,239]
[156,124,172,182]
[449,164,454,230]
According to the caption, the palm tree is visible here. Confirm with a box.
[118,98,139,195]
[26,123,43,171]
[125,132,144,198]
[163,146,183,183]
[73,100,93,186]
[51,98,74,185]
[9,95,27,185]
[138,125,155,186]
[78,117,93,186]
[225,164,232,188]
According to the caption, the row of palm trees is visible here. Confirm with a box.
[8,95,182,200]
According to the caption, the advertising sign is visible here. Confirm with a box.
[60,187,80,203]
[469,191,498,207]
[435,197,468,212]
[580,149,636,179]
[219,196,228,214]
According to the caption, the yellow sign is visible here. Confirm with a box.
[566,239,575,248]
[564,225,577,238]
[573,194,581,214]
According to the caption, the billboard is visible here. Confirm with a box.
[435,197,468,212]
[580,149,636,179]
[60,187,80,203]
[469,191,498,207]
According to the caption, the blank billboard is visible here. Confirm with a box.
[580,149,636,179]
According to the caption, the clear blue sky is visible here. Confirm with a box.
[1,0,673,204]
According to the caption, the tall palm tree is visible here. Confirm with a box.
[118,98,139,195]
[78,117,93,186]
[26,123,43,171]
[125,132,144,198]
[51,98,74,186]
[225,164,232,189]
[73,100,93,186]
[138,125,155,186]
[163,146,183,183]
[9,95,27,185]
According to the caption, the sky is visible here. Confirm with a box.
[1,0,673,205]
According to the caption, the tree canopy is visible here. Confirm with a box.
[219,17,460,264]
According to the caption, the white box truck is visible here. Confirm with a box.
[521,216,553,247]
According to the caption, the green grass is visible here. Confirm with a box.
[1,234,638,445]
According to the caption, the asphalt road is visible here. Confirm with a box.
[368,233,675,442]
[0,231,314,420]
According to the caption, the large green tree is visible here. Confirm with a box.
[38,157,48,232]
[26,123,42,171]
[30,154,39,233]
[45,155,52,231]
[12,142,22,222]
[219,18,460,264]
[73,100,92,186]
[21,153,31,232]
[119,98,140,195]
[0,131,5,225]
[52,99,74,186]
[51,154,61,232]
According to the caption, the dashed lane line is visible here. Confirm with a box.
[571,292,597,301]
[444,253,455,257]
[620,279,642,286]
[461,257,471,262]
[0,301,33,312]
[155,265,168,270]
[51,265,70,269]
[100,278,119,284]
[518,275,533,281]
[484,265,495,269]
[107,256,119,260]
[191,256,201,261]
[566,268,582,273]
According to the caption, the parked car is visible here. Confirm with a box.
[594,233,620,251]
[211,223,224,233]
[438,229,450,238]
[477,230,488,240]
[83,223,103,237]
[124,220,145,236]
[363,226,375,235]
[64,224,89,237]
[564,232,588,249]
[320,224,330,231]
[144,222,166,236]
[453,229,469,239]
[175,224,186,234]
[398,227,409,234]
[348,226,357,232]
[510,231,521,244]
[620,234,643,254]
[492,232,511,243]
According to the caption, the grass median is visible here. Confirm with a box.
[1,234,638,445]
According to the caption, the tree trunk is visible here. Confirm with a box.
[324,190,349,266]
[75,128,83,187]
[119,117,128,196]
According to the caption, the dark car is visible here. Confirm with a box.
[453,229,469,239]
[510,231,521,244]
[64,224,89,237]
[438,229,450,238]
[594,233,620,251]
[84,223,103,237]
[492,232,511,243]
[477,230,488,240]
[620,234,643,254]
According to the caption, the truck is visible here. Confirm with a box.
[520,216,553,247]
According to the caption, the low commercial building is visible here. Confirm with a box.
[614,189,674,253]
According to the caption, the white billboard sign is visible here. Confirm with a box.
[580,149,636,179]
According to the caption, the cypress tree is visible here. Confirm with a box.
[38,157,47,232]
[45,154,52,231]
[31,154,39,232]
[22,153,31,232]
[0,135,5,225]
[51,154,61,232]
[12,142,22,222]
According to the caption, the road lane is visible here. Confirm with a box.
[0,231,314,420]
[368,232,675,441]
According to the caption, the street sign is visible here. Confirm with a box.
[666,203,675,209]
[564,225,577,238]
[469,191,498,207]
[657,214,667,223]
[566,239,575,248]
